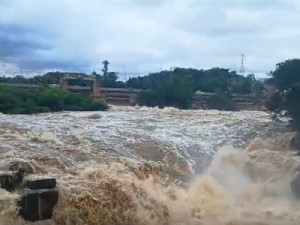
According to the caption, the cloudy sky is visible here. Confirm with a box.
[0,0,300,78]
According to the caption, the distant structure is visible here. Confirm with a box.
[60,74,101,98]
[239,54,245,75]
[192,91,266,111]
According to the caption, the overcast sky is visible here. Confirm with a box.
[0,0,300,78]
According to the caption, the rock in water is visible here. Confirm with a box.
[0,169,24,192]
[291,173,300,199]
[291,133,300,151]
[0,173,14,192]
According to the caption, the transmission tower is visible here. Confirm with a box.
[239,54,245,75]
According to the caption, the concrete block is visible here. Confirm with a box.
[25,178,56,190]
[19,189,59,222]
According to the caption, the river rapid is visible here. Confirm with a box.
[0,106,300,225]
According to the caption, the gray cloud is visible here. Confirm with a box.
[20,58,89,71]
[0,26,51,56]
[0,36,49,57]
[0,23,54,70]
[0,0,299,76]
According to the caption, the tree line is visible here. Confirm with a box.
[0,66,265,110]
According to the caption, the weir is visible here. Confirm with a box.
[192,91,266,111]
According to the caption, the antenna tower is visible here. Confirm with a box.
[240,54,245,75]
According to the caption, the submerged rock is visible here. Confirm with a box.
[290,173,300,199]
[0,173,15,192]
[290,133,300,151]
[0,159,36,174]
[87,113,102,119]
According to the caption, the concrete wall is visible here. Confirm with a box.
[101,88,140,106]
[192,92,266,111]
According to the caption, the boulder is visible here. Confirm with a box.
[0,159,35,174]
[19,189,59,222]
[291,173,300,199]
[0,169,24,192]
[0,173,14,192]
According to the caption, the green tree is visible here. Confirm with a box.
[270,59,300,91]
[102,60,109,76]
[268,59,300,130]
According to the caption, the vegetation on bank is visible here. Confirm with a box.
[266,59,300,131]
[128,68,264,109]
[0,86,108,114]
[0,67,264,110]
[265,59,300,151]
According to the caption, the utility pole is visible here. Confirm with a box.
[240,54,245,76]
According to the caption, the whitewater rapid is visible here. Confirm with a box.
[0,106,299,225]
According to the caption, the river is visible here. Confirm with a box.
[0,106,300,225]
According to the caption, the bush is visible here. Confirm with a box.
[85,100,109,111]
[206,93,237,111]
[0,86,109,114]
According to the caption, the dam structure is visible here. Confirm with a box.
[0,75,264,110]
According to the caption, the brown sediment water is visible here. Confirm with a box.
[0,106,299,225]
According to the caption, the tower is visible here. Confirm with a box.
[240,54,245,75]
